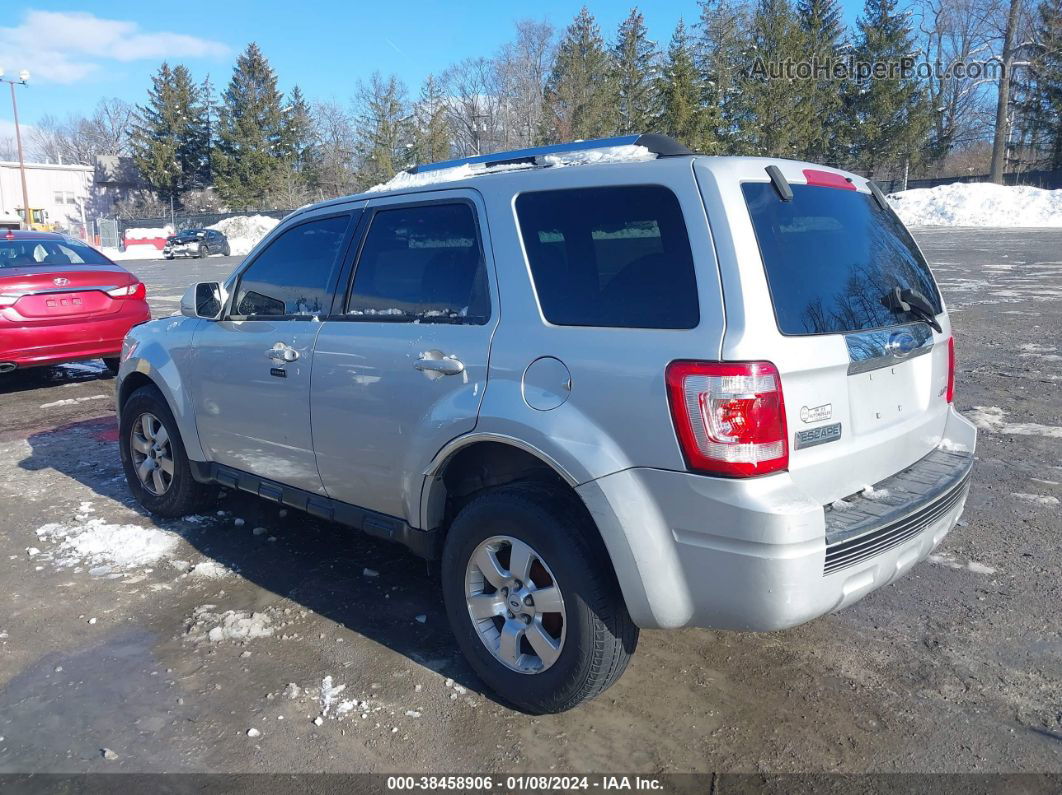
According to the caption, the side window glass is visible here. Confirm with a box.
[232,215,350,318]
[515,186,699,329]
[346,203,489,324]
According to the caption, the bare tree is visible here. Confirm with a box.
[917,0,999,160]
[442,57,505,157]
[495,19,556,148]
[29,98,134,164]
[313,100,359,196]
[987,0,1037,180]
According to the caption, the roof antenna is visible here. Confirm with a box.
[765,165,792,202]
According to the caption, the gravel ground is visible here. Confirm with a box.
[0,230,1059,774]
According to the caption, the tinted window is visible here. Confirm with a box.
[233,215,350,318]
[0,239,111,268]
[515,186,698,329]
[346,203,489,324]
[742,183,942,335]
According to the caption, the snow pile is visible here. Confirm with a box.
[35,519,178,571]
[208,215,279,256]
[125,226,173,241]
[185,604,275,643]
[888,183,1062,228]
[370,144,655,193]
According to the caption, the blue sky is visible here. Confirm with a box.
[1,0,869,132]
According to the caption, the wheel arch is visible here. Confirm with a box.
[117,358,206,461]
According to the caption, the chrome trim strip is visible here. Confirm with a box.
[845,322,934,375]
[0,285,119,298]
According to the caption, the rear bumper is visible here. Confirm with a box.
[578,406,977,630]
[0,302,150,368]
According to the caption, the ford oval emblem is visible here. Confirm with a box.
[886,330,917,357]
[53,277,69,286]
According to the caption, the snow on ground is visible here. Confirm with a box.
[370,144,655,193]
[929,552,997,575]
[35,518,179,571]
[186,605,276,643]
[965,406,1062,438]
[207,215,279,256]
[889,183,1062,228]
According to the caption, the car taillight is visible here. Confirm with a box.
[946,337,955,403]
[666,360,788,477]
[107,282,146,300]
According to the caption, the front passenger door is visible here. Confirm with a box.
[192,211,356,494]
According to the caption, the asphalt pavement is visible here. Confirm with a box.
[0,230,1059,774]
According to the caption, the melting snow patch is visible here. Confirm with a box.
[189,561,233,579]
[35,520,178,570]
[937,438,969,453]
[929,552,996,575]
[186,605,275,643]
[39,395,109,409]
[319,675,346,716]
[861,485,891,501]
[1011,493,1060,506]
[830,499,853,511]
[965,406,1062,439]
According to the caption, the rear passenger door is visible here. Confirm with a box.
[311,191,497,521]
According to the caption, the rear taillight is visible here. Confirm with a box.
[107,282,146,300]
[666,360,788,477]
[946,337,955,403]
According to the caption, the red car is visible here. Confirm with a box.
[0,231,149,374]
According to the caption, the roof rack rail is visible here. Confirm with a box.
[408,133,693,174]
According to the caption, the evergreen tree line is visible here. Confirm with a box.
[125,0,1062,211]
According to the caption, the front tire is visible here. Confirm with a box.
[197,244,207,258]
[441,483,638,714]
[119,385,212,517]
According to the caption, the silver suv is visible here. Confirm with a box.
[116,134,976,713]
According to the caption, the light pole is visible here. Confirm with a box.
[0,69,31,228]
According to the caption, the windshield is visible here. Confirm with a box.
[742,182,942,335]
[0,239,112,269]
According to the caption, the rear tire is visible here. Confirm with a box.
[119,385,212,517]
[223,244,231,256]
[102,357,120,376]
[441,482,638,714]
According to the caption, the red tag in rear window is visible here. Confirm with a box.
[802,169,856,190]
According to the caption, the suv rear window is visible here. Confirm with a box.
[516,186,698,329]
[742,182,942,335]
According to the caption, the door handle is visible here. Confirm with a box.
[266,342,299,362]
[414,352,464,376]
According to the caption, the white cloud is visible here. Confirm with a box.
[0,10,228,84]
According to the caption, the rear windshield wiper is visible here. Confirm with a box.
[881,286,942,334]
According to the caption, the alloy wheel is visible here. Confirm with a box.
[465,535,566,674]
[129,412,174,496]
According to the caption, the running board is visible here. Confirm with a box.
[189,461,439,559]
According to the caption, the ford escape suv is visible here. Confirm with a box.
[116,134,976,714]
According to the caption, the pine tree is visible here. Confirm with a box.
[798,0,846,161]
[354,72,412,186]
[696,0,754,148]
[1025,0,1062,167]
[213,43,287,208]
[543,7,618,141]
[658,20,717,151]
[281,86,316,177]
[130,63,209,203]
[732,0,815,157]
[413,74,452,165]
[612,9,658,134]
[845,0,933,176]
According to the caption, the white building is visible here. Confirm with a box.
[0,160,93,233]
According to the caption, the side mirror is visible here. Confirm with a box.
[181,282,225,320]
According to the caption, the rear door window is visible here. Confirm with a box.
[346,202,490,324]
[515,186,699,329]
[742,182,942,335]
